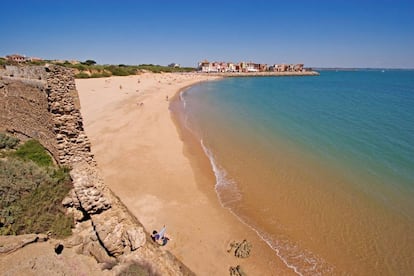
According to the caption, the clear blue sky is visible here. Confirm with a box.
[1,0,413,68]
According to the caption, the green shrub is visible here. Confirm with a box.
[0,133,20,149]
[6,176,73,237]
[27,60,47,66]
[0,158,49,209]
[0,158,73,237]
[90,71,112,78]
[72,64,87,71]
[136,64,196,73]
[13,139,53,167]
[118,261,158,276]
[75,72,90,78]
[102,71,112,77]
[51,166,71,183]
[104,65,137,76]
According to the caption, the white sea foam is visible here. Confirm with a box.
[179,91,194,133]
[179,90,187,109]
[200,139,242,206]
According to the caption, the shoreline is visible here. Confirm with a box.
[76,73,294,275]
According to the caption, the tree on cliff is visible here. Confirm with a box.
[82,60,96,66]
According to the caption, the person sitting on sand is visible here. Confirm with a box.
[151,225,166,242]
[161,236,170,246]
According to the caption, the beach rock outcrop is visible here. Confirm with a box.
[229,265,246,276]
[227,239,252,258]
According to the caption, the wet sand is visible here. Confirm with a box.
[76,73,294,275]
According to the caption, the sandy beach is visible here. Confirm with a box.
[76,73,293,275]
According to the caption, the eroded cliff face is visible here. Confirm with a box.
[0,65,194,275]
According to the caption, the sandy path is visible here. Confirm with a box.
[76,73,293,275]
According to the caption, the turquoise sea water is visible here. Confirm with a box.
[178,70,414,275]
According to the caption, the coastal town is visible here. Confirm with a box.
[198,60,311,73]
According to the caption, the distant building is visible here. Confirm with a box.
[168,63,180,68]
[4,54,47,64]
[228,62,236,72]
[198,60,220,72]
[217,62,228,72]
[198,60,210,72]
[293,64,304,72]
[259,63,268,72]
[246,62,259,72]
[272,64,304,72]
[6,54,26,63]
[245,62,267,72]
[276,64,289,72]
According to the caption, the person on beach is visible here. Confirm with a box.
[161,236,170,246]
[151,225,166,243]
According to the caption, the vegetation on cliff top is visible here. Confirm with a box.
[1,58,196,78]
[0,133,73,237]
[71,62,196,78]
[0,132,20,149]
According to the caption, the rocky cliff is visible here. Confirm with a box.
[0,65,194,275]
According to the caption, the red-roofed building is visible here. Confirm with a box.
[6,54,27,63]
